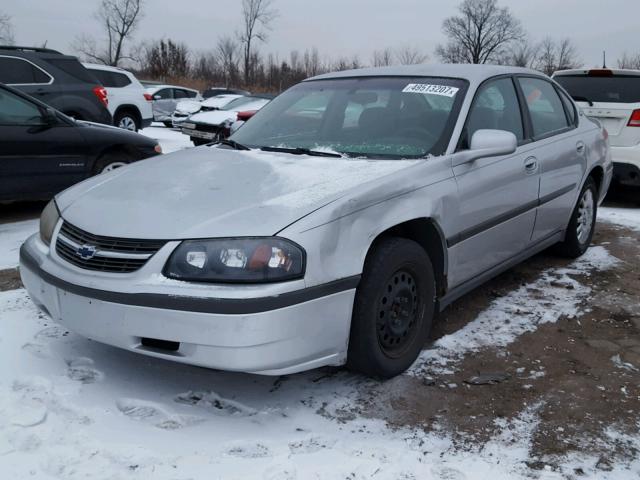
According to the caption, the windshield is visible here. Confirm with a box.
[230,77,466,158]
[555,75,640,104]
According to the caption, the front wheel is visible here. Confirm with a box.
[555,177,598,258]
[347,237,436,378]
[114,111,140,131]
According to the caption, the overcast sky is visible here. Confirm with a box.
[4,0,638,68]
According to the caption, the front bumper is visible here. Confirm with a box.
[19,234,356,375]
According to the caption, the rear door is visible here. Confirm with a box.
[449,76,540,287]
[516,76,584,241]
[554,73,640,147]
[0,88,88,201]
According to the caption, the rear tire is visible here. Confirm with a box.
[347,237,436,378]
[114,110,140,132]
[93,153,130,175]
[555,177,598,258]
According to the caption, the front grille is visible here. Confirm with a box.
[195,123,222,134]
[55,221,166,273]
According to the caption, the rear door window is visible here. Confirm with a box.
[555,75,640,103]
[90,70,131,88]
[518,77,570,138]
[0,57,52,85]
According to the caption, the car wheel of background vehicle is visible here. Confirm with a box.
[93,153,131,175]
[163,121,173,128]
[347,237,436,379]
[114,110,140,132]
[191,137,209,146]
[555,176,598,258]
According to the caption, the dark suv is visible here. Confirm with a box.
[0,46,112,125]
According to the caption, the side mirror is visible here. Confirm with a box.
[43,107,58,125]
[451,129,517,167]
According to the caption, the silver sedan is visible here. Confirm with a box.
[20,64,612,378]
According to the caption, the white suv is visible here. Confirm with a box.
[83,63,153,132]
[554,69,640,190]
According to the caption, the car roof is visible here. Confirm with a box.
[553,68,640,77]
[82,62,131,73]
[307,64,544,84]
[145,85,199,93]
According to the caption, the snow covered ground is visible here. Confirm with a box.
[1,142,639,479]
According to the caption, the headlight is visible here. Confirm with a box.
[154,144,163,154]
[163,238,305,283]
[39,199,60,246]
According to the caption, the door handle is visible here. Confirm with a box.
[576,142,586,154]
[524,156,538,174]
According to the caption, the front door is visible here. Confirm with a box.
[448,77,540,287]
[0,88,87,201]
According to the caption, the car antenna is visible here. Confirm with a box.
[602,50,607,69]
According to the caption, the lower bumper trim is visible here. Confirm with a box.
[19,245,360,315]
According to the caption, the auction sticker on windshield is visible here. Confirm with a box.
[402,84,459,97]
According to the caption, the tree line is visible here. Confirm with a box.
[2,0,640,92]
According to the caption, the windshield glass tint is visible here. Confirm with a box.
[555,75,640,103]
[230,77,466,158]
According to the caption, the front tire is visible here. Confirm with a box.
[347,237,436,378]
[93,153,130,175]
[555,177,598,258]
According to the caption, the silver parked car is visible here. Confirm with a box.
[20,65,612,378]
[144,85,202,127]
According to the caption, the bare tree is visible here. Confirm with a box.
[618,52,640,70]
[536,37,580,76]
[371,48,395,67]
[239,0,278,85]
[217,35,241,86]
[75,0,143,66]
[395,46,428,65]
[503,36,539,68]
[436,0,523,64]
[139,38,189,79]
[0,11,15,45]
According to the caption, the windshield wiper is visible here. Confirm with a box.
[259,146,342,158]
[571,95,593,106]
[216,139,250,150]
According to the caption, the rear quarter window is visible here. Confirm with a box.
[0,56,51,84]
[47,58,98,83]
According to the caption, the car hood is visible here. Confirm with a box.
[189,110,237,126]
[56,147,420,239]
[175,100,202,115]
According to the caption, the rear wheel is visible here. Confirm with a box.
[555,177,598,258]
[93,153,130,175]
[114,110,140,131]
[347,237,436,378]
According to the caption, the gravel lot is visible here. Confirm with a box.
[0,127,638,479]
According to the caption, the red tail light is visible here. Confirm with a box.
[587,69,613,77]
[236,110,257,121]
[628,109,640,127]
[143,92,153,101]
[93,86,108,107]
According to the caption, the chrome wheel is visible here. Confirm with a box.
[118,116,137,131]
[101,162,127,173]
[576,188,595,244]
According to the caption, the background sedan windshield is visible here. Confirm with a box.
[231,77,466,158]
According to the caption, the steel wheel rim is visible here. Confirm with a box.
[576,188,595,244]
[376,269,420,358]
[101,162,127,173]
[118,116,136,131]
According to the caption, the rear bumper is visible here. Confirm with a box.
[19,235,356,375]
